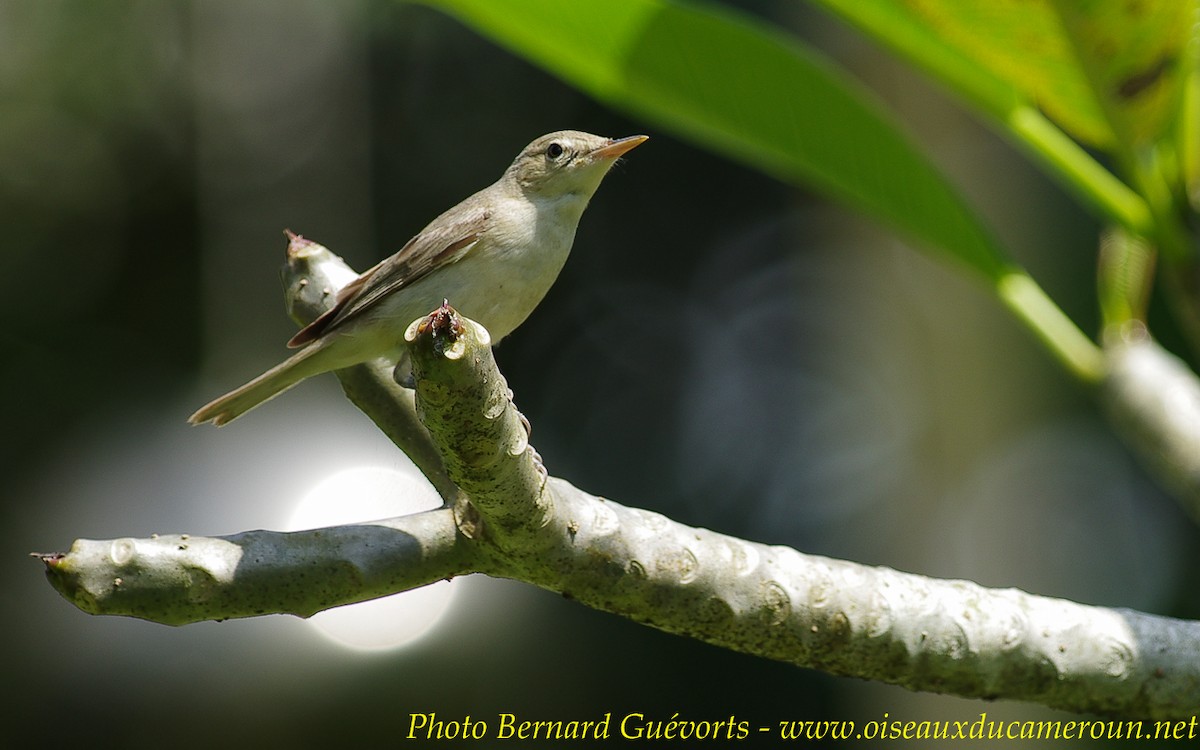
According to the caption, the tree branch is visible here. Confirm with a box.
[1103,322,1200,522]
[37,236,1200,719]
[38,508,468,623]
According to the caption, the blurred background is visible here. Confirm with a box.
[5,0,1198,746]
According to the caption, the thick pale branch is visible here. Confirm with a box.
[405,306,550,552]
[1103,323,1200,521]
[38,507,469,625]
[527,479,1198,720]
[402,301,1200,720]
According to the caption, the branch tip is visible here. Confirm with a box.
[284,229,325,263]
[31,551,65,568]
[421,300,465,340]
[407,300,477,359]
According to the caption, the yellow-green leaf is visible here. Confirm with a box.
[816,0,1116,147]
[1049,0,1198,149]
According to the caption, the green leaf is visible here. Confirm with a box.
[417,0,1012,280]
[820,0,1195,152]
[1049,0,1198,150]
[901,1,1112,148]
[811,0,1156,234]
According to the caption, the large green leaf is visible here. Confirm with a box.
[417,0,1012,280]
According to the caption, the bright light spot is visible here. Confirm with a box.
[286,464,460,651]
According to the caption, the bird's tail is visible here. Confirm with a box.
[189,343,333,426]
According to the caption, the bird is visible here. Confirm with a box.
[190,129,648,426]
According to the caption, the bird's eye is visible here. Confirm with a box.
[545,142,565,160]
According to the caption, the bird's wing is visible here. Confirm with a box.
[287,204,490,348]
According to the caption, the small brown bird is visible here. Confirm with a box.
[190,130,647,426]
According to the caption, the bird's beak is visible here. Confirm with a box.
[592,134,649,160]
